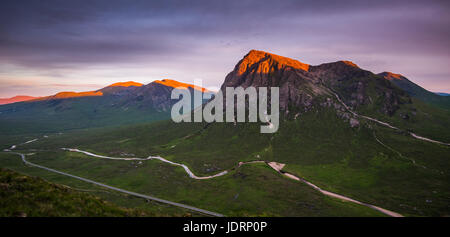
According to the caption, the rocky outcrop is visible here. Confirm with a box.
[220,50,328,113]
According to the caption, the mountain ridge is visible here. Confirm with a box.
[0,95,39,105]
[0,79,212,134]
[378,71,450,109]
[0,80,209,105]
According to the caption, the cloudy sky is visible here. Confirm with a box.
[1,0,449,97]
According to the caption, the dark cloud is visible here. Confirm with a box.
[1,1,449,64]
[0,0,449,94]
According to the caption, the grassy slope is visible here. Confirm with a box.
[0,167,196,217]
[0,96,169,136]
[389,76,450,110]
[357,76,450,142]
[19,105,449,216]
[273,110,450,217]
[327,72,450,143]
[0,153,200,217]
[358,96,450,143]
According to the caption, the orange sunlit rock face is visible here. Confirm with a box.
[49,91,104,99]
[236,50,310,75]
[154,79,210,92]
[382,72,404,80]
[341,60,359,68]
[30,91,104,101]
[0,95,39,105]
[27,81,144,102]
[107,81,144,87]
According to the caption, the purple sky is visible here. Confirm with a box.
[1,0,449,97]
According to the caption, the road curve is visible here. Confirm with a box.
[65,148,403,217]
[267,162,403,217]
[9,152,224,217]
[61,148,228,179]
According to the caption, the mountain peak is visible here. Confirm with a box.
[50,91,103,99]
[107,81,143,87]
[378,72,405,80]
[237,50,310,75]
[154,79,210,92]
[341,60,359,68]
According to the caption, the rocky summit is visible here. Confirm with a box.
[218,50,413,125]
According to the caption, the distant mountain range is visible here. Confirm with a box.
[0,96,39,105]
[0,79,212,134]
[435,92,450,96]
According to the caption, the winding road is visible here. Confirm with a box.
[61,148,229,180]
[8,151,225,217]
[62,148,403,217]
[267,162,403,217]
[5,137,405,217]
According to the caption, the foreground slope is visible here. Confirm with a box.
[0,168,181,217]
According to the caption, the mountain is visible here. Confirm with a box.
[39,91,104,100]
[435,92,450,96]
[97,81,144,95]
[0,80,212,135]
[28,81,144,101]
[108,81,144,87]
[127,79,214,112]
[155,79,211,92]
[221,50,314,112]
[378,72,450,109]
[221,50,411,123]
[218,50,450,141]
[0,95,38,105]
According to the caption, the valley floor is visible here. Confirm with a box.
[1,106,449,217]
[0,138,386,217]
